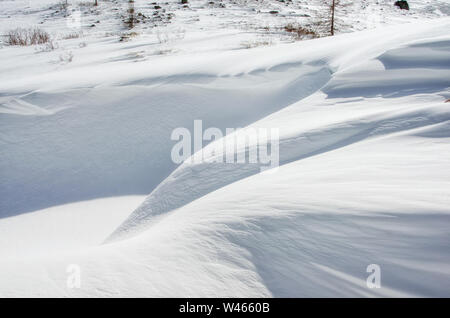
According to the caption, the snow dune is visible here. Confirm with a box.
[0,58,330,217]
[111,20,450,239]
[0,18,449,297]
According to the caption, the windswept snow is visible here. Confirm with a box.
[0,0,450,297]
[110,21,450,240]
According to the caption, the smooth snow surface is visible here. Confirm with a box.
[0,0,449,297]
[0,196,144,259]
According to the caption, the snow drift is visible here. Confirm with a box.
[0,10,449,296]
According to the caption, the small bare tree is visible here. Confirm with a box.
[316,0,353,36]
[125,0,136,29]
[330,0,337,35]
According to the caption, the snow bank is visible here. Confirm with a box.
[110,19,450,240]
[0,7,449,296]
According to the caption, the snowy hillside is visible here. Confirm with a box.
[0,0,449,297]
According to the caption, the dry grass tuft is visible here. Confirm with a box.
[284,23,318,40]
[6,28,50,46]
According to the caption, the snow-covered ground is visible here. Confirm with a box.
[0,0,449,297]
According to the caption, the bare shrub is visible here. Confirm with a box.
[240,40,272,49]
[78,1,95,7]
[62,32,82,40]
[119,31,139,42]
[59,51,74,63]
[36,40,59,52]
[284,23,318,40]
[155,28,185,44]
[6,28,50,46]
[56,0,70,15]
